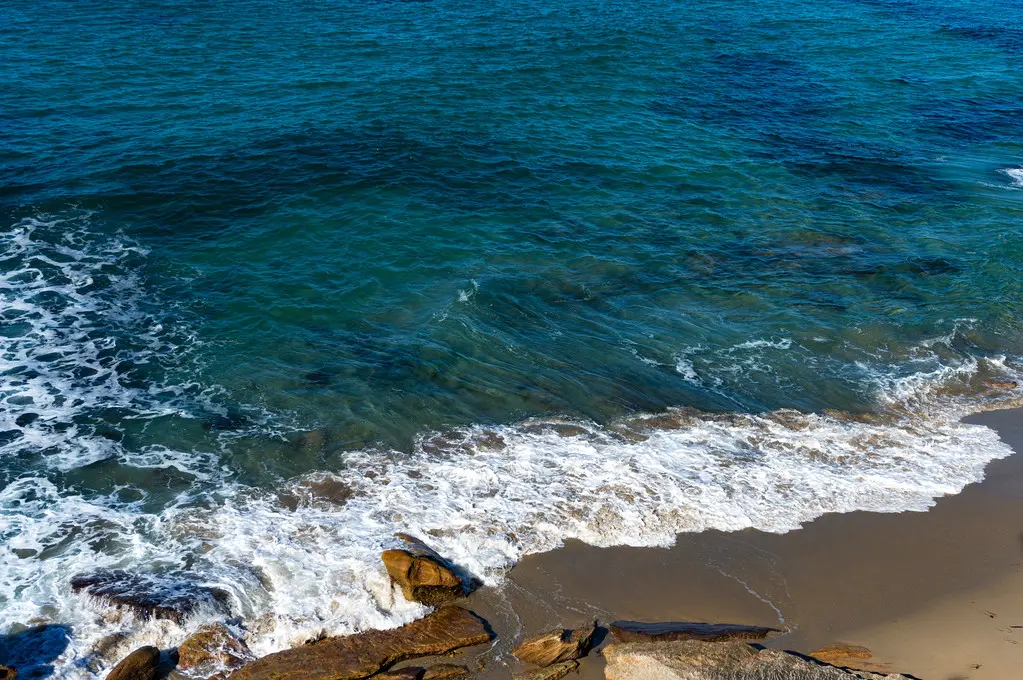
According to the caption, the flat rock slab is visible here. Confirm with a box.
[422,665,470,680]
[603,641,913,680]
[609,621,779,643]
[228,607,493,680]
[513,624,596,666]
[71,570,230,624]
[514,660,579,680]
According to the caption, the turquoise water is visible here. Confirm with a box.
[3,0,1023,675]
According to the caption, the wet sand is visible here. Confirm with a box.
[457,407,1023,680]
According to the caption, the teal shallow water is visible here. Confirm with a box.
[3,0,1023,675]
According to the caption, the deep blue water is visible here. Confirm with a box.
[3,0,1023,674]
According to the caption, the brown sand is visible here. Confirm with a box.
[449,407,1023,680]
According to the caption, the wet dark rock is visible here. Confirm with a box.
[70,570,231,624]
[15,413,38,427]
[177,624,253,673]
[609,620,779,643]
[421,664,470,680]
[374,668,425,680]
[227,606,493,680]
[512,660,578,680]
[105,646,161,680]
[381,535,477,606]
[512,623,596,667]
[603,641,912,680]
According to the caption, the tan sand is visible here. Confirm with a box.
[455,407,1023,680]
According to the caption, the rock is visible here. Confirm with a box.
[609,620,779,643]
[227,606,493,680]
[0,665,16,680]
[603,641,913,680]
[513,623,596,666]
[811,646,892,673]
[381,535,476,606]
[71,571,231,624]
[513,660,578,680]
[374,669,425,680]
[105,646,161,680]
[177,624,253,672]
[987,380,1018,390]
[422,664,470,680]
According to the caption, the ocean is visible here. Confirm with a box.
[3,0,1023,675]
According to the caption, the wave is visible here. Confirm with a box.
[2,214,1022,678]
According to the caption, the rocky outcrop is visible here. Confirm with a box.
[105,646,162,680]
[227,606,493,680]
[513,661,578,680]
[603,641,912,680]
[422,664,470,680]
[177,624,253,673]
[609,620,779,643]
[512,623,596,666]
[381,535,476,606]
[70,571,230,624]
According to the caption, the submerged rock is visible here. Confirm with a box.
[513,623,596,667]
[177,624,253,673]
[70,570,231,624]
[513,660,578,680]
[422,664,470,680]
[381,534,476,606]
[227,606,493,680]
[609,620,779,643]
[105,646,161,680]
[603,641,912,680]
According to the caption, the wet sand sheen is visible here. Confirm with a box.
[460,407,1023,680]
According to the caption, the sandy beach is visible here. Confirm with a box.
[451,406,1023,680]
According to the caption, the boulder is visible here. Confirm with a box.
[105,646,161,680]
[513,661,578,680]
[381,535,476,606]
[987,380,1018,390]
[513,623,596,666]
[0,666,15,680]
[177,624,253,672]
[227,606,493,680]
[603,641,912,680]
[71,571,231,624]
[422,664,470,680]
[609,620,779,643]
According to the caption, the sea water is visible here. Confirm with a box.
[3,0,1023,675]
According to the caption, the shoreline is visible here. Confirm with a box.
[457,406,1023,679]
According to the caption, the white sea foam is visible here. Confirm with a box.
[1001,167,1023,187]
[2,216,1023,679]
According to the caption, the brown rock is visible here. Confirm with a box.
[512,623,596,667]
[513,660,578,680]
[422,664,469,680]
[810,645,893,673]
[177,624,253,672]
[70,571,231,624]
[106,646,161,680]
[987,380,1018,390]
[603,641,912,680]
[227,606,493,680]
[0,665,16,680]
[374,668,425,680]
[609,620,779,643]
[381,536,475,606]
